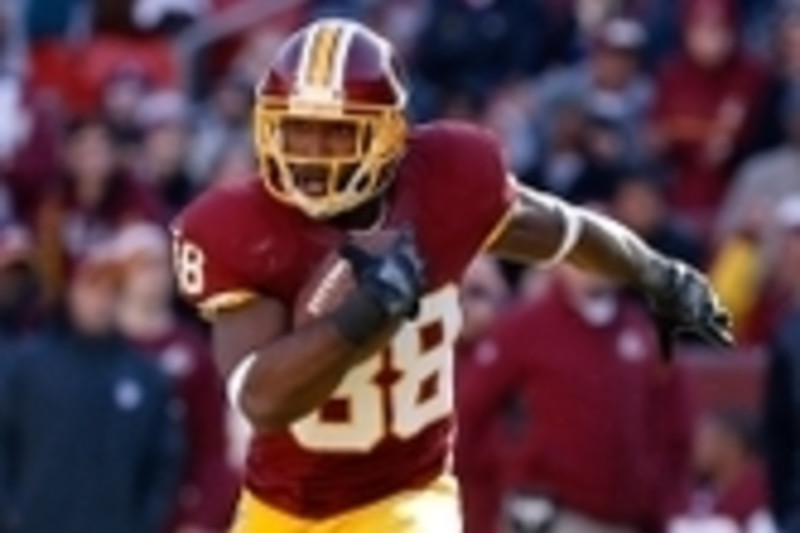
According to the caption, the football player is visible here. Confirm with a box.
[172,18,732,533]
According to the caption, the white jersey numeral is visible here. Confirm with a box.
[291,286,462,452]
[172,232,206,297]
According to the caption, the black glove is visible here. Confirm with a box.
[644,258,733,357]
[339,228,426,320]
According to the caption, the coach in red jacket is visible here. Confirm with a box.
[454,256,513,533]
[459,265,693,533]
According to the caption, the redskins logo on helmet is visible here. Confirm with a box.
[254,18,409,219]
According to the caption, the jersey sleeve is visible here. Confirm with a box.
[171,195,258,318]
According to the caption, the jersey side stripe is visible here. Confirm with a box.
[479,173,519,251]
[198,290,259,319]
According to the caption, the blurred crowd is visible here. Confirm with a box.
[0,0,800,531]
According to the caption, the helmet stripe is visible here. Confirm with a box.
[306,23,342,89]
[331,23,355,95]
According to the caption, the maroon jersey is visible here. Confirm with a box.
[172,121,514,518]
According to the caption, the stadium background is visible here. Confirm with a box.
[0,0,795,531]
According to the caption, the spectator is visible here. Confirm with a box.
[101,63,153,165]
[413,0,551,116]
[536,17,653,171]
[526,95,620,203]
[35,117,163,305]
[612,170,706,267]
[0,247,183,533]
[710,87,800,342]
[0,223,37,529]
[460,265,692,533]
[651,0,769,229]
[673,410,770,532]
[454,255,512,533]
[135,91,198,215]
[115,224,238,532]
[711,194,800,345]
[763,199,800,531]
[753,3,800,152]
[188,72,251,185]
[716,87,800,244]
[0,224,39,344]
[708,232,763,346]
[0,0,62,226]
[0,87,62,226]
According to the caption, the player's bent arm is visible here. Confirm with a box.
[213,293,399,433]
[489,183,667,287]
[489,182,733,345]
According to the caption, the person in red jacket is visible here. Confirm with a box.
[114,223,238,533]
[454,255,512,533]
[651,0,769,232]
[672,410,771,531]
[459,264,693,533]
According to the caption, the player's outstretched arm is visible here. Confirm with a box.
[488,182,733,347]
[213,230,425,433]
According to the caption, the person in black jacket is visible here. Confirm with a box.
[0,246,184,533]
[763,204,800,532]
[0,224,38,346]
[764,312,800,532]
[0,223,39,532]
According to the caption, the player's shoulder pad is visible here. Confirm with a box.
[171,179,269,316]
[410,120,516,248]
[173,180,260,253]
[411,119,503,162]
[411,120,513,193]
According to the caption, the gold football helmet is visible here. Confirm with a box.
[254,18,408,219]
